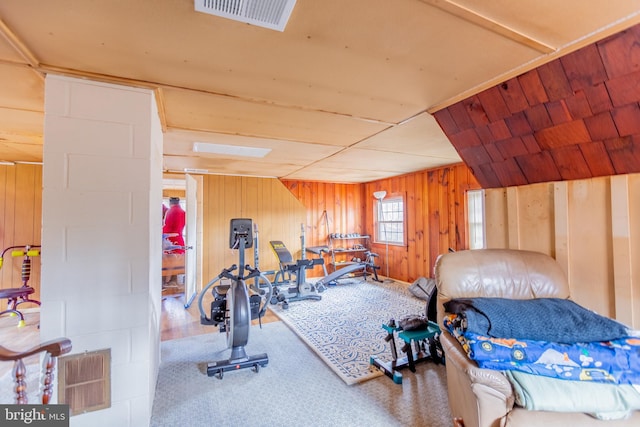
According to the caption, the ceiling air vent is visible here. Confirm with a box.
[195,0,297,32]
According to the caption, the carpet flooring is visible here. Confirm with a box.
[150,321,452,427]
[269,279,427,384]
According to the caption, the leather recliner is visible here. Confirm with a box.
[434,248,640,427]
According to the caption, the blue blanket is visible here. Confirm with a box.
[444,314,640,385]
[444,297,629,343]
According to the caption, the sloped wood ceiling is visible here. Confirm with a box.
[434,23,640,188]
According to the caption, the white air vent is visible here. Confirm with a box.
[195,0,297,32]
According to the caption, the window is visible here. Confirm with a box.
[375,195,405,245]
[467,189,485,249]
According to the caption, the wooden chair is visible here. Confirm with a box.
[0,338,72,404]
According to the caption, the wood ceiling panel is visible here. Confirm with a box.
[499,77,529,114]
[605,70,640,107]
[584,112,619,141]
[579,141,616,177]
[535,120,592,149]
[504,112,532,136]
[521,134,541,154]
[483,142,503,163]
[0,64,43,111]
[1,1,640,182]
[605,136,640,174]
[611,103,640,136]
[518,69,548,106]
[523,104,552,131]
[487,120,512,140]
[515,151,562,184]
[163,129,342,165]
[495,137,528,159]
[598,24,640,78]
[437,22,640,188]
[162,155,299,178]
[583,82,613,114]
[491,158,528,187]
[564,91,593,120]
[550,145,592,180]
[0,28,25,63]
[561,44,609,91]
[536,60,573,102]
[316,147,457,175]
[545,100,573,125]
[283,164,396,183]
[162,88,387,146]
[452,0,640,47]
[355,113,461,160]
[476,88,510,122]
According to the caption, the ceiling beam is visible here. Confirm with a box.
[0,17,44,80]
[419,0,555,54]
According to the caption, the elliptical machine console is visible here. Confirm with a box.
[197,218,273,379]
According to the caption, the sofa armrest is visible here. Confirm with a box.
[441,332,515,427]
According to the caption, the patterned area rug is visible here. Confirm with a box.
[269,279,426,385]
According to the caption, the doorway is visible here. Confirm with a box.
[161,174,202,308]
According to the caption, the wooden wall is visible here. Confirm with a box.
[202,175,307,283]
[0,164,42,309]
[364,164,480,282]
[484,172,640,328]
[0,168,306,306]
[4,162,637,329]
[283,163,480,283]
[280,180,366,277]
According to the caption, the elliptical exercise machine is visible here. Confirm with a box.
[197,218,273,379]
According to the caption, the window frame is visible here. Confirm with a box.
[374,194,406,246]
[466,189,486,249]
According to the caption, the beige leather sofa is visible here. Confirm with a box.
[434,248,640,427]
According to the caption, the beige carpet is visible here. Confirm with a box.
[151,321,452,427]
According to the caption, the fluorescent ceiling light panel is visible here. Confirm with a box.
[193,142,271,158]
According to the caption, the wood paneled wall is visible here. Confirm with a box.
[484,173,640,328]
[202,175,307,283]
[0,169,306,305]
[280,180,366,277]
[364,164,480,282]
[0,164,42,309]
[283,163,480,283]
[280,181,366,245]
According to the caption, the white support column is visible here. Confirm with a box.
[41,75,163,427]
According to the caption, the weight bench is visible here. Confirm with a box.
[269,240,325,308]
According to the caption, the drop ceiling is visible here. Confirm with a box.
[0,0,639,183]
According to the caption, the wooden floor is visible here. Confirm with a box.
[0,286,279,380]
[161,286,280,341]
[0,309,40,379]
